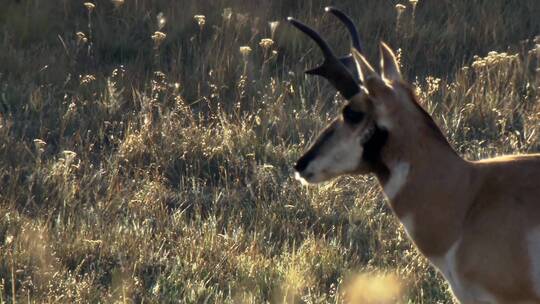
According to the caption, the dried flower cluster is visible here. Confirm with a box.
[259,38,274,50]
[84,2,95,12]
[471,51,519,69]
[152,31,167,47]
[194,15,206,29]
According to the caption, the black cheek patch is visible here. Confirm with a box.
[342,105,365,124]
[362,125,390,182]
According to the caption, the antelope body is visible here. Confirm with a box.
[288,8,540,304]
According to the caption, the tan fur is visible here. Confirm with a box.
[371,77,540,303]
[384,108,540,302]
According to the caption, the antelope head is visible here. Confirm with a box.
[290,8,440,185]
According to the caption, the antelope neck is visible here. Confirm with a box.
[378,136,474,257]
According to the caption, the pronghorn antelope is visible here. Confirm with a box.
[289,7,540,304]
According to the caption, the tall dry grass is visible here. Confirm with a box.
[0,0,539,303]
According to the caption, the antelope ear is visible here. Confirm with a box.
[379,42,402,82]
[351,48,379,84]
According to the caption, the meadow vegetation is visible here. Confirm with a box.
[0,0,539,303]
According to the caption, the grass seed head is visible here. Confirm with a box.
[259,38,274,50]
[33,139,47,153]
[395,4,406,14]
[269,21,279,37]
[80,74,96,85]
[76,32,88,45]
[222,8,233,21]
[152,31,167,47]
[194,15,206,29]
[5,235,14,246]
[111,0,124,8]
[240,46,252,58]
[157,12,166,30]
[84,2,96,12]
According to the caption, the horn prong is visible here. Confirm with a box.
[287,16,361,100]
[305,66,325,76]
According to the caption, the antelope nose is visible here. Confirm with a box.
[294,155,310,173]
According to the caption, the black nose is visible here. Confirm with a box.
[294,152,315,172]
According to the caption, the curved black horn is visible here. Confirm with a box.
[325,6,363,53]
[287,17,335,59]
[325,6,363,82]
[287,17,360,99]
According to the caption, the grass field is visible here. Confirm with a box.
[1,0,539,303]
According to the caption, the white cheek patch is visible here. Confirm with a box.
[383,162,410,200]
[331,139,364,173]
[305,136,364,177]
[303,124,375,179]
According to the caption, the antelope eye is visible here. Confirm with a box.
[342,105,365,124]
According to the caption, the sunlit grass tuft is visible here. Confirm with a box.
[344,272,403,304]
